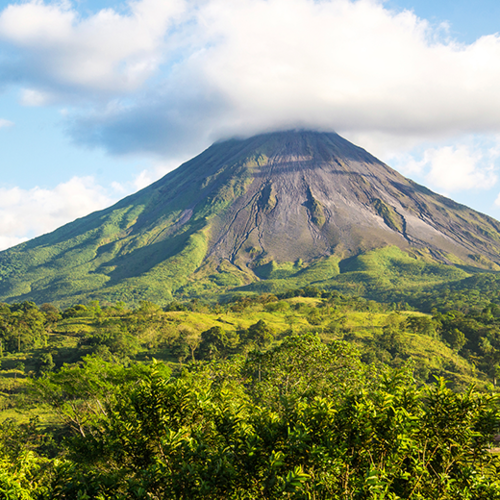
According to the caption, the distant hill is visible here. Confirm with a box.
[1,130,500,306]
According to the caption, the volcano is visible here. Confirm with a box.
[1,130,500,305]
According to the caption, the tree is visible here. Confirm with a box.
[87,300,102,319]
[242,319,274,348]
[197,326,238,360]
[137,300,161,319]
[0,418,48,500]
[30,356,158,439]
[79,325,140,358]
[40,303,61,331]
[0,303,46,352]
[35,352,55,376]
[446,328,467,352]
[171,337,190,367]
[178,327,201,362]
[62,304,90,319]
[243,334,368,412]
[406,315,437,337]
[378,314,405,356]
[37,354,500,499]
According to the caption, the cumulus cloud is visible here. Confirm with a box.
[3,0,500,180]
[393,139,500,193]
[76,0,500,156]
[425,146,497,191]
[0,0,186,95]
[0,177,117,250]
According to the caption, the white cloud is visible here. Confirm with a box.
[188,0,500,140]
[0,235,28,251]
[133,159,181,190]
[425,146,497,191]
[62,0,500,157]
[4,0,500,189]
[0,119,14,128]
[0,0,186,94]
[394,140,500,192]
[0,177,116,250]
[134,170,155,191]
[111,181,127,194]
[20,88,52,106]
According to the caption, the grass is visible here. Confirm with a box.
[231,246,472,309]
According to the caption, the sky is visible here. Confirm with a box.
[2,0,500,250]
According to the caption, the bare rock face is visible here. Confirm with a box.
[1,130,500,305]
[205,131,500,270]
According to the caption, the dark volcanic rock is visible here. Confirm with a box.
[1,130,500,305]
[206,131,500,268]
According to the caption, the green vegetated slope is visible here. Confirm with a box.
[1,290,497,417]
[2,130,500,307]
[0,139,261,305]
[233,246,470,298]
[3,291,500,498]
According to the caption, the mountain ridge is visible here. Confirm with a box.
[1,130,500,306]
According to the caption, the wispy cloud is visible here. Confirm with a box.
[20,88,52,106]
[0,118,14,128]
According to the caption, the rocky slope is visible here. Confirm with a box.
[1,130,500,305]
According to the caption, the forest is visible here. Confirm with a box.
[1,288,500,498]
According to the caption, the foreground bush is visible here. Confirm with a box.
[15,335,499,499]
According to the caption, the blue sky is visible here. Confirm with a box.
[1,0,500,249]
[386,0,500,43]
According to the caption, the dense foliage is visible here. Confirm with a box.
[1,339,500,499]
[1,291,500,498]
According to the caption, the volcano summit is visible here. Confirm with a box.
[1,130,500,305]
